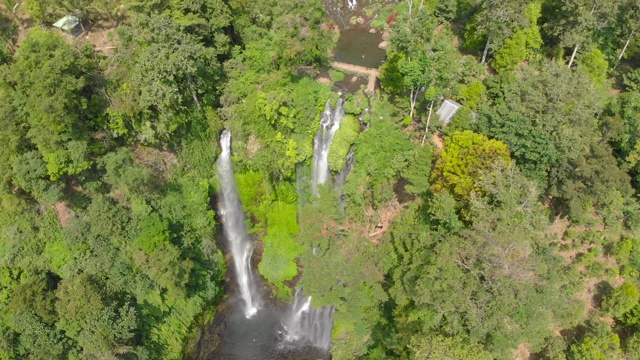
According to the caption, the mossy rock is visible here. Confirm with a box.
[329,69,345,82]
[328,115,360,172]
[258,229,302,299]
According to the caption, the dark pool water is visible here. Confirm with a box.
[334,74,368,93]
[333,28,386,69]
[195,296,330,360]
[205,303,282,359]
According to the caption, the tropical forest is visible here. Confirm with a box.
[2,0,640,359]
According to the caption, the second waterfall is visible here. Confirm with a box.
[311,98,346,195]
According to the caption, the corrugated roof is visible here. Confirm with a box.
[436,99,462,125]
[52,15,79,31]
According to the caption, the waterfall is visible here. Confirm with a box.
[335,146,355,213]
[217,130,261,318]
[282,289,335,351]
[323,0,361,29]
[312,99,346,195]
[214,131,334,355]
[335,146,355,190]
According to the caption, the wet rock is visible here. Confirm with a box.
[369,28,377,33]
[382,30,391,40]
[378,41,389,50]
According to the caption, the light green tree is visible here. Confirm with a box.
[492,2,543,72]
[431,130,511,206]
[602,282,640,317]
[410,335,493,360]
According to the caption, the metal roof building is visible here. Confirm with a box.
[52,15,80,32]
[436,99,462,125]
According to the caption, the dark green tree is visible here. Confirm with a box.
[465,0,533,63]
[110,14,222,143]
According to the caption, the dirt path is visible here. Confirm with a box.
[433,131,444,150]
[331,61,379,94]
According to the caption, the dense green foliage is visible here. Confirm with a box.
[328,114,359,172]
[0,0,330,357]
[3,0,640,359]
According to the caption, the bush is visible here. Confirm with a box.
[625,334,640,360]
[579,49,608,85]
[329,69,345,82]
[455,81,485,110]
[621,304,640,330]
[258,229,302,298]
[613,238,633,266]
[328,115,360,172]
[602,282,640,317]
[623,68,640,92]
[266,201,299,234]
[343,90,368,115]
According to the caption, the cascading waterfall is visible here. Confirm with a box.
[312,99,346,195]
[282,289,335,351]
[211,130,334,357]
[335,146,355,190]
[323,0,362,29]
[217,130,261,318]
[335,146,355,213]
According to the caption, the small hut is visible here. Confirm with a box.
[52,15,81,35]
[436,99,462,125]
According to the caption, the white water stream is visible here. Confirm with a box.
[311,99,346,195]
[217,130,261,318]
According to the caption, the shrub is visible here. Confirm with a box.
[329,69,345,82]
[328,115,360,172]
[602,282,640,317]
[258,229,302,298]
[579,48,608,85]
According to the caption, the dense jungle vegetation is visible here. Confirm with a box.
[2,0,640,359]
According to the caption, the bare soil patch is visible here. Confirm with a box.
[577,277,600,314]
[133,146,179,176]
[54,202,74,227]
[316,77,332,85]
[368,197,408,243]
[247,134,261,158]
[80,22,117,55]
[514,343,531,360]
[432,131,444,150]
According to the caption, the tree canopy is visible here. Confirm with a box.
[2,0,640,359]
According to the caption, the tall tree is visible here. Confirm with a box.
[615,0,640,66]
[110,14,222,143]
[386,7,461,119]
[466,0,532,64]
[543,0,620,67]
[492,2,543,72]
[431,130,511,207]
[8,29,93,154]
[476,61,631,220]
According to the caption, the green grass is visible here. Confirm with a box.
[329,69,345,82]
